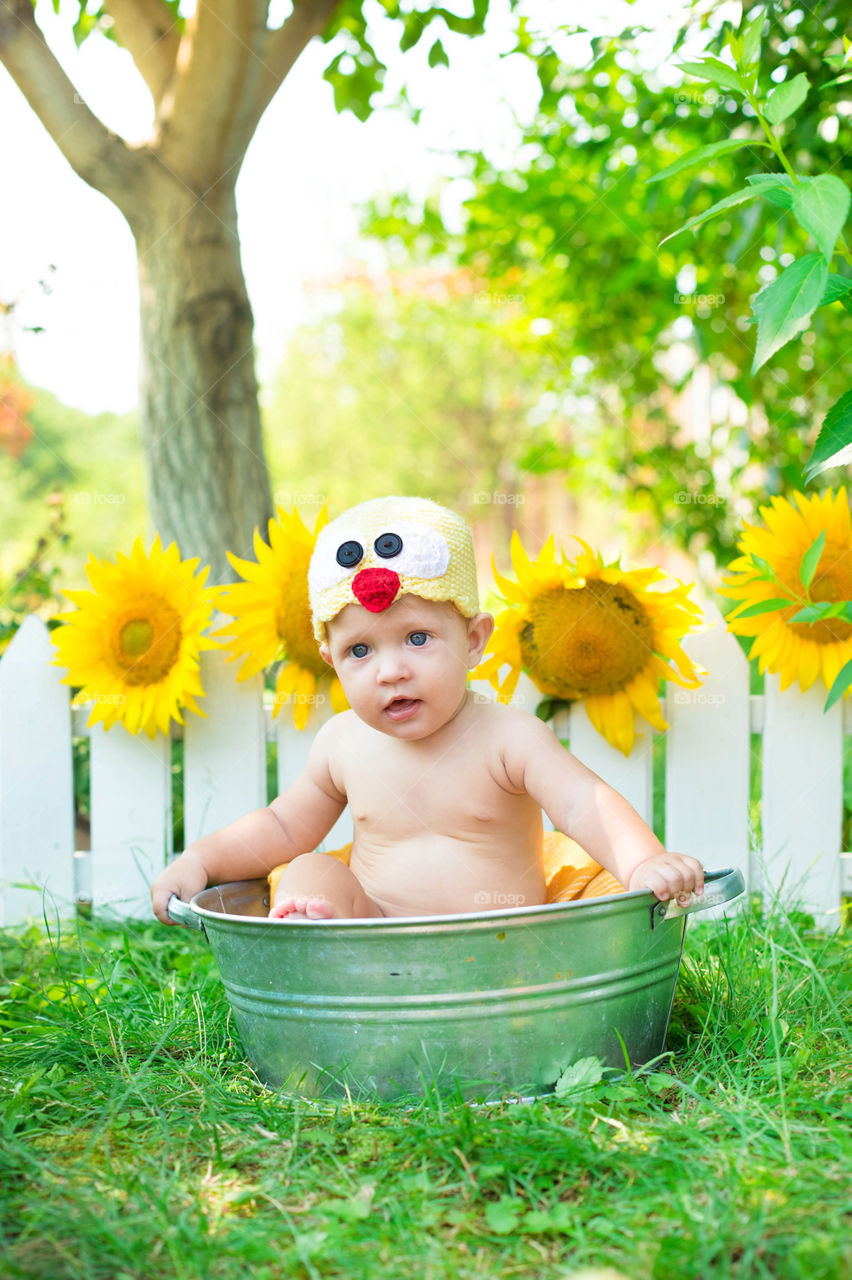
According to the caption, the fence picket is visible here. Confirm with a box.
[0,617,74,924]
[762,675,843,929]
[89,723,171,917]
[665,607,751,912]
[183,650,266,846]
[566,703,654,827]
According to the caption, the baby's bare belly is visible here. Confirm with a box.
[349,834,547,917]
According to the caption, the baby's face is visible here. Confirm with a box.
[321,597,493,740]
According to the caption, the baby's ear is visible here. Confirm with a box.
[319,643,334,668]
[466,612,494,665]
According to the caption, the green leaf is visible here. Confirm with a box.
[427,38,449,68]
[764,72,810,125]
[676,57,745,93]
[555,1056,604,1095]
[747,554,776,579]
[535,696,573,722]
[741,8,765,67]
[788,602,846,625]
[825,657,852,712]
[730,597,792,620]
[484,1198,524,1235]
[799,530,825,589]
[745,172,795,209]
[805,389,852,480]
[751,253,828,373]
[791,175,851,262]
[646,138,772,186]
[399,13,424,52]
[819,273,852,306]
[659,185,765,246]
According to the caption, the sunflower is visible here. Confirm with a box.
[217,506,347,730]
[52,536,220,738]
[476,532,704,755]
[720,488,852,701]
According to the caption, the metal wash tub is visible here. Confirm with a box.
[167,868,744,1101]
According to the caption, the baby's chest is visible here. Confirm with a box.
[344,756,524,834]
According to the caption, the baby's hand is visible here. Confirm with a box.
[151,850,208,925]
[628,852,704,905]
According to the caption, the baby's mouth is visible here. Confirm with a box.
[384,696,421,721]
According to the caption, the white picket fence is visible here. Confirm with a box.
[1,609,850,930]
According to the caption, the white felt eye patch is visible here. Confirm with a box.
[308,519,451,596]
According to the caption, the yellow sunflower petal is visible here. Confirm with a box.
[720,487,852,698]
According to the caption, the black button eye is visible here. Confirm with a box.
[336,540,364,568]
[374,532,403,559]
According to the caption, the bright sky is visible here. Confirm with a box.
[0,0,698,414]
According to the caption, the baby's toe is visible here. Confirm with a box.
[305,896,336,920]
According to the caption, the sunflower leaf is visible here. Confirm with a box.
[819,273,852,307]
[791,175,851,263]
[788,602,838,624]
[747,553,775,579]
[658,185,766,245]
[645,138,772,186]
[824,657,852,712]
[745,172,796,210]
[730,597,792,619]
[751,253,828,374]
[805,389,852,481]
[799,530,825,589]
[740,7,765,67]
[535,696,574,723]
[764,72,810,125]
[675,56,745,93]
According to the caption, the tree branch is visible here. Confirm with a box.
[0,0,145,215]
[220,0,344,179]
[257,0,342,123]
[157,0,269,187]
[102,0,180,108]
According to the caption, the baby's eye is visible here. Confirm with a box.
[408,631,429,647]
[349,643,370,659]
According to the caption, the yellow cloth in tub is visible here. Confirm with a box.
[268,831,625,907]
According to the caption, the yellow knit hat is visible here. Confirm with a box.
[308,496,480,643]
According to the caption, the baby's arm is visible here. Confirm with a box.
[503,712,704,902]
[151,719,347,923]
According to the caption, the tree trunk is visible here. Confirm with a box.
[133,178,273,583]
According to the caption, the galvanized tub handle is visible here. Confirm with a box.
[651,867,745,928]
[167,894,205,930]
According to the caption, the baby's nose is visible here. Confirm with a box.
[376,649,410,682]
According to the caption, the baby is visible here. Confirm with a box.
[151,496,703,924]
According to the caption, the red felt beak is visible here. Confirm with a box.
[351,567,401,613]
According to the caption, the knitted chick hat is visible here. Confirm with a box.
[308,496,480,644]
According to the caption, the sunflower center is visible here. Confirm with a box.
[788,541,852,644]
[113,598,183,686]
[520,579,654,698]
[120,619,155,657]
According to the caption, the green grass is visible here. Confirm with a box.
[1,904,850,1280]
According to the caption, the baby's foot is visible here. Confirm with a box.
[268,893,337,922]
